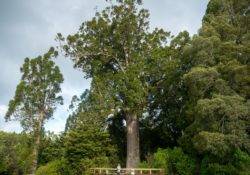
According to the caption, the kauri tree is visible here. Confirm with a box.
[58,0,169,168]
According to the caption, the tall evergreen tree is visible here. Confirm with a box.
[57,0,169,168]
[64,90,117,175]
[178,0,250,174]
[5,48,63,174]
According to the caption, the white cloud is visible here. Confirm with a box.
[0,105,7,117]
[0,104,22,132]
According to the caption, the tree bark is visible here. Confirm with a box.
[126,112,140,168]
[30,113,43,175]
[195,156,201,175]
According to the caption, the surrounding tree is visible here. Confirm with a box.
[178,0,250,173]
[38,132,64,166]
[0,131,32,175]
[64,91,118,175]
[5,48,64,174]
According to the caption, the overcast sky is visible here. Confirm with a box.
[0,0,209,133]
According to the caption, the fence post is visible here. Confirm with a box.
[131,169,135,175]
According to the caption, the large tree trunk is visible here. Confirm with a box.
[30,113,43,175]
[126,112,140,168]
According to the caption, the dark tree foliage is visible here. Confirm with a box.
[177,0,250,174]
[141,31,192,154]
[0,131,32,175]
[107,111,127,166]
[38,132,64,165]
[64,91,118,175]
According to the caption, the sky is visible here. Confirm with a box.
[0,0,209,133]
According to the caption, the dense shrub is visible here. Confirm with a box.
[0,131,32,175]
[36,160,62,175]
[36,159,71,175]
[140,148,195,175]
[156,148,195,175]
[200,149,250,175]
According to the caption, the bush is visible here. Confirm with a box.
[138,161,150,168]
[200,149,250,175]
[64,115,118,175]
[36,159,71,175]
[152,148,195,175]
[234,149,250,175]
[36,160,60,175]
[0,131,32,175]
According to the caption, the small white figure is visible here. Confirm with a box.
[117,164,121,175]
[131,169,135,175]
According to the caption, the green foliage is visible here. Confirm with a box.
[36,160,60,175]
[5,47,63,131]
[152,149,168,169]
[64,119,117,174]
[234,149,250,175]
[58,0,171,167]
[179,0,250,173]
[141,31,192,155]
[38,132,64,165]
[64,91,118,174]
[4,48,64,174]
[141,148,195,175]
[62,86,120,173]
[0,131,32,175]
[138,161,150,168]
[155,148,195,175]
[57,0,169,114]
[0,132,66,175]
[36,159,70,175]
[183,67,219,99]
[60,0,249,172]
[200,149,250,175]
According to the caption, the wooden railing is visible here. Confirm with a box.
[90,168,164,175]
